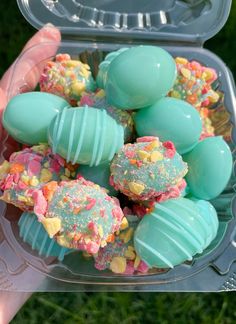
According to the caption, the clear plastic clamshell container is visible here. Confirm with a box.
[1,0,236,292]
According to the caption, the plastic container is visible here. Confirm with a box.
[0,0,236,292]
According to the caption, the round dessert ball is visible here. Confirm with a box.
[183,136,233,200]
[110,136,188,201]
[134,197,219,268]
[79,89,135,143]
[43,178,125,254]
[169,57,219,108]
[0,144,76,213]
[40,53,96,106]
[104,46,177,109]
[134,97,202,154]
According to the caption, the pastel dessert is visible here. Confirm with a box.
[169,57,219,108]
[102,46,177,109]
[0,144,76,213]
[79,89,135,143]
[110,136,188,202]
[40,53,96,106]
[2,92,69,145]
[94,214,149,274]
[18,212,69,261]
[76,162,118,196]
[183,136,233,200]
[48,106,124,166]
[199,107,215,139]
[134,198,219,268]
[134,97,202,154]
[41,178,125,254]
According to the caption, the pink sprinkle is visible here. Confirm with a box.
[201,99,210,107]
[86,197,96,210]
[163,141,176,158]
[125,150,136,158]
[17,180,28,190]
[54,154,66,167]
[80,95,95,106]
[137,261,149,273]
[136,160,143,168]
[86,241,100,254]
[137,136,158,143]
[32,190,47,217]
[123,207,132,216]
[87,221,98,235]
[112,207,123,221]
[28,160,41,176]
[13,173,20,184]
[124,262,135,275]
[50,159,61,173]
[100,208,106,217]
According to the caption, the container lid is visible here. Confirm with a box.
[17,0,232,45]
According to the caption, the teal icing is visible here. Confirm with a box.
[134,197,219,268]
[48,106,124,166]
[183,136,233,200]
[18,212,69,261]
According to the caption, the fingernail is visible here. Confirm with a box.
[44,23,55,29]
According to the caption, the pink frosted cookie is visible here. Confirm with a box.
[94,213,149,274]
[0,144,77,213]
[110,137,188,202]
[40,54,96,106]
[42,178,125,254]
[169,57,219,108]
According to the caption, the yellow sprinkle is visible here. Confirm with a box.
[44,161,50,168]
[120,217,129,230]
[98,225,104,238]
[128,182,145,195]
[66,60,80,68]
[175,57,188,65]
[17,195,34,205]
[100,240,107,248]
[57,235,70,248]
[71,82,85,95]
[120,228,134,244]
[124,248,136,260]
[21,174,30,185]
[80,67,90,79]
[169,90,181,99]
[96,89,105,98]
[29,176,39,187]
[208,91,220,103]
[134,255,141,268]
[145,140,160,151]
[150,151,163,162]
[181,67,191,79]
[137,150,150,161]
[0,160,10,179]
[40,169,52,183]
[65,168,71,178]
[42,217,61,238]
[60,175,70,181]
[110,257,127,274]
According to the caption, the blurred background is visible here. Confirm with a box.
[0,1,236,323]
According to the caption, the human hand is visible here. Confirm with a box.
[0,23,61,324]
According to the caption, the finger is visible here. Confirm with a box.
[0,24,61,99]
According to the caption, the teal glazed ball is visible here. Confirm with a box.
[105,46,177,109]
[183,136,233,200]
[134,97,202,154]
[48,106,124,166]
[18,212,69,261]
[134,197,219,268]
[3,92,68,145]
[76,162,118,196]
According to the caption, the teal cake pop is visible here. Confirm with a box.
[134,97,202,154]
[18,212,69,261]
[104,46,177,109]
[48,106,124,166]
[134,197,219,269]
[183,136,233,200]
[76,162,118,196]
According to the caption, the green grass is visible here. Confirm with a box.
[1,1,236,323]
